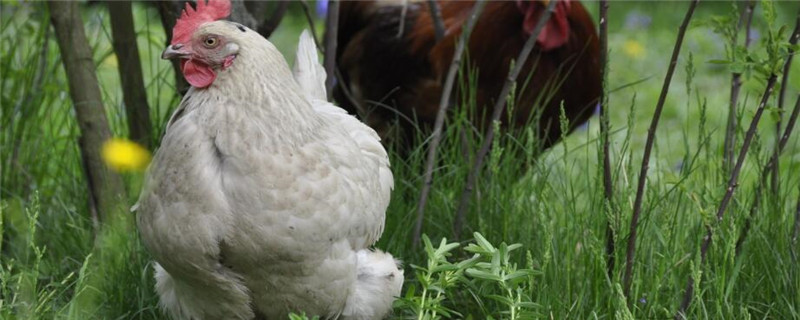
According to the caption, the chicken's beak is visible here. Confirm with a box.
[162,44,190,60]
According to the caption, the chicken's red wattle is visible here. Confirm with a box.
[181,59,216,88]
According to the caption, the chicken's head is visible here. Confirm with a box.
[161,0,239,89]
[517,0,572,51]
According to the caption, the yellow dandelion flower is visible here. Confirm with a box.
[103,54,118,68]
[102,138,151,172]
[623,40,645,59]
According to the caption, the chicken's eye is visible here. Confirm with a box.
[203,37,218,48]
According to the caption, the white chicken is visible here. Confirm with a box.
[135,0,403,318]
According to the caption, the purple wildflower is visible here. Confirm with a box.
[316,0,329,19]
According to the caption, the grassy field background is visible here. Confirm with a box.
[2,1,800,319]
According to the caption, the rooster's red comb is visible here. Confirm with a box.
[171,0,231,45]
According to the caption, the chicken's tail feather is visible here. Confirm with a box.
[293,30,327,101]
[341,250,404,320]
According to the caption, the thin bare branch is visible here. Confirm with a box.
[736,9,800,257]
[735,184,763,256]
[598,0,615,278]
[413,0,487,248]
[229,0,258,30]
[334,67,367,119]
[298,0,359,117]
[452,0,558,240]
[319,1,365,116]
[323,0,340,98]
[724,0,756,174]
[257,1,290,39]
[764,95,799,178]
[736,95,800,255]
[109,0,154,150]
[743,1,756,47]
[769,8,800,194]
[677,75,778,319]
[156,0,189,95]
[298,0,324,53]
[427,0,446,41]
[623,0,699,298]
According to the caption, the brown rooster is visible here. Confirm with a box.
[335,0,601,150]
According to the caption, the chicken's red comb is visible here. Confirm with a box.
[172,0,231,45]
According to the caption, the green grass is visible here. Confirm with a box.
[2,1,800,319]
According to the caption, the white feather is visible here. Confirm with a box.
[293,29,327,101]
